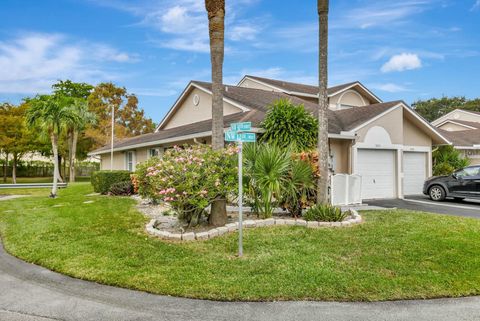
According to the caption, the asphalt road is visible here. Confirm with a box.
[366,195,480,219]
[1,240,480,321]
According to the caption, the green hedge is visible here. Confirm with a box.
[91,170,132,194]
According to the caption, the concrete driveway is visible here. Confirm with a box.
[1,241,480,321]
[366,195,480,219]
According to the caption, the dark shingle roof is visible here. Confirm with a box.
[243,75,358,96]
[90,81,403,155]
[439,119,480,129]
[438,129,480,147]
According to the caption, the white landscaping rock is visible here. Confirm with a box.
[295,219,307,226]
[225,223,238,232]
[182,232,195,241]
[306,221,319,228]
[264,218,275,226]
[275,219,286,225]
[195,232,209,240]
[318,222,332,227]
[244,220,256,228]
[208,229,219,238]
[217,226,229,235]
[285,219,296,226]
[154,230,171,239]
[170,233,182,240]
[255,220,266,227]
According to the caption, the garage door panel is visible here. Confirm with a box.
[357,149,396,199]
[403,152,427,195]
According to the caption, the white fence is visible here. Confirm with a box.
[331,174,362,206]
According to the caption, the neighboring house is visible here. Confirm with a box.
[89,75,449,199]
[432,109,480,166]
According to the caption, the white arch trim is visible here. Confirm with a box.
[337,89,367,107]
[363,126,393,145]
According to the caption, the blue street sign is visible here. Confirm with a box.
[239,132,256,143]
[224,131,239,142]
[230,122,251,132]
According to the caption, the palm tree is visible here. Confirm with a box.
[317,0,330,204]
[26,95,79,198]
[66,99,96,182]
[205,0,227,226]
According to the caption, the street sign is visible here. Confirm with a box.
[227,122,256,258]
[224,131,239,142]
[239,132,256,143]
[230,122,251,132]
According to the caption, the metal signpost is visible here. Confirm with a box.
[225,122,256,257]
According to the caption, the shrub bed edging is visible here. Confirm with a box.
[145,210,362,242]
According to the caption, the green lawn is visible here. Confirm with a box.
[0,177,91,184]
[0,177,90,196]
[1,183,479,302]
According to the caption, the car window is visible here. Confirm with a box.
[456,167,480,178]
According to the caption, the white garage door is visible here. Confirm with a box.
[403,152,427,195]
[357,149,396,199]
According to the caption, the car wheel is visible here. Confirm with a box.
[429,185,446,201]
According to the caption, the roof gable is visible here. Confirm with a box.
[238,75,382,104]
[432,109,480,126]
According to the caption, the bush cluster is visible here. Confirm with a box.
[91,170,132,194]
[135,145,238,226]
[243,143,316,218]
[303,204,348,222]
[109,181,134,196]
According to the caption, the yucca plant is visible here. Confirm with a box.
[303,204,348,222]
[243,143,292,218]
[433,146,470,176]
[281,159,316,217]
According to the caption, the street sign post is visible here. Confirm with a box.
[225,122,256,257]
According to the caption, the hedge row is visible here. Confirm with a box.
[91,170,132,194]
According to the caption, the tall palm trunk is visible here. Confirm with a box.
[70,130,78,182]
[206,0,227,226]
[50,133,59,198]
[317,0,330,204]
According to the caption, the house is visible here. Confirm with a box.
[432,109,480,166]
[89,75,449,199]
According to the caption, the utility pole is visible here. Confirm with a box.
[110,104,114,171]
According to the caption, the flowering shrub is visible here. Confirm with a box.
[135,145,238,226]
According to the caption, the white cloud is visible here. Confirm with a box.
[381,53,422,73]
[371,83,408,93]
[337,1,437,29]
[0,33,135,94]
[472,0,480,10]
[230,25,259,41]
[92,0,261,53]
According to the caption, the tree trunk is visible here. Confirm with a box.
[12,154,17,184]
[70,130,78,182]
[3,153,7,183]
[206,0,227,226]
[51,133,59,198]
[56,155,63,183]
[317,0,330,204]
[209,198,227,227]
[67,129,73,182]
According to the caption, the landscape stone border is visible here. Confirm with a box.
[145,210,362,242]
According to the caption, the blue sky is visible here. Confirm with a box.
[0,0,479,122]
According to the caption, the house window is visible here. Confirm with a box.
[148,148,163,158]
[125,151,135,172]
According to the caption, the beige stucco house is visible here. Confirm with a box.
[432,109,480,166]
[89,75,450,199]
